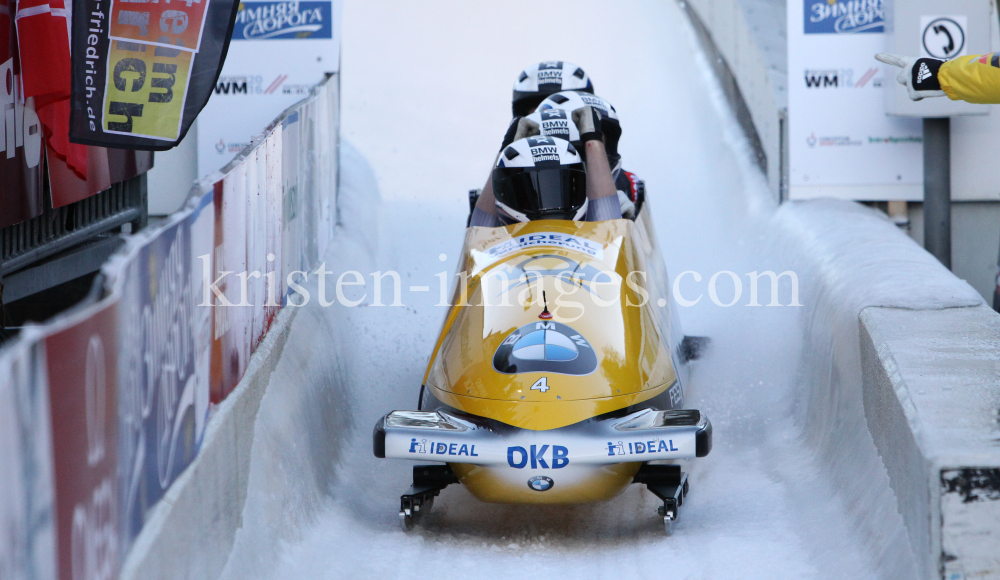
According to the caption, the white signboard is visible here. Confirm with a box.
[788,0,924,201]
[197,0,342,176]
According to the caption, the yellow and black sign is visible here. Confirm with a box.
[70,0,241,149]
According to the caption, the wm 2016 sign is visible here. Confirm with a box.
[804,0,884,34]
[232,1,332,40]
[70,0,242,149]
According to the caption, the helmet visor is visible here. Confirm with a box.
[493,167,587,220]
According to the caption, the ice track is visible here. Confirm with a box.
[215,1,919,578]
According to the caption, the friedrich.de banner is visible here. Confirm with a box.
[70,0,241,149]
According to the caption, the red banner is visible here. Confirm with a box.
[45,300,120,580]
[0,42,46,227]
[209,169,249,402]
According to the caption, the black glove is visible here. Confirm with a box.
[875,53,946,101]
[500,116,541,150]
[572,106,603,143]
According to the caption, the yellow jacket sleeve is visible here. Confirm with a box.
[939,53,1000,104]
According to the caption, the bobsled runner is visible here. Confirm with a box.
[373,209,711,535]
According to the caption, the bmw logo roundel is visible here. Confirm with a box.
[528,476,554,492]
[493,321,597,376]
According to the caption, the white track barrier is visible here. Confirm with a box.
[0,73,339,580]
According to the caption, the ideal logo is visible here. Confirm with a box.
[407,438,479,457]
[507,444,569,469]
[233,1,333,40]
[606,439,679,456]
[804,0,884,34]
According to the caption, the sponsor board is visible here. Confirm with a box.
[788,0,922,199]
[0,340,57,580]
[116,192,213,551]
[196,0,341,175]
[45,302,121,580]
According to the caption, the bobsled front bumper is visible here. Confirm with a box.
[373,407,712,466]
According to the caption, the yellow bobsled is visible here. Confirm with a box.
[373,209,711,534]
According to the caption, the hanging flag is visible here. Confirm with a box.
[69,0,240,150]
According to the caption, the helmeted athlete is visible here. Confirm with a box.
[470,62,645,226]
[537,91,642,219]
[511,61,595,116]
[471,105,621,226]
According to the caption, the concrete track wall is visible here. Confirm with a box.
[862,306,1000,580]
[684,1,1000,576]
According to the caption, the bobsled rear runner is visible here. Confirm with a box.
[373,211,712,534]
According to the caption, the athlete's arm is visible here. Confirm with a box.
[877,52,1000,104]
[583,140,617,201]
[939,53,1000,104]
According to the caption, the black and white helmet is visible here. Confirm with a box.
[492,136,588,223]
[524,108,581,143]
[538,91,623,178]
[512,61,594,117]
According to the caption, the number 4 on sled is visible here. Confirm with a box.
[530,377,550,393]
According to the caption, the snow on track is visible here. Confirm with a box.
[216,2,917,578]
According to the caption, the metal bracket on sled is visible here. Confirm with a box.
[633,464,690,535]
[400,464,459,532]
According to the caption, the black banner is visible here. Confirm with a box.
[69,0,241,150]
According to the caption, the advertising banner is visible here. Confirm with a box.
[788,0,924,201]
[280,109,307,301]
[196,0,341,175]
[114,192,213,551]
[209,167,251,402]
[45,301,120,580]
[0,337,57,580]
[264,129,283,328]
[1,34,46,227]
[69,0,241,150]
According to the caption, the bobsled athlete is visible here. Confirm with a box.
[535,90,643,219]
[514,62,644,218]
[877,52,1000,103]
[511,61,595,116]
[471,63,643,223]
[470,105,622,226]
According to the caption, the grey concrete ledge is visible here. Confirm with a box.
[861,305,1000,580]
[120,307,298,580]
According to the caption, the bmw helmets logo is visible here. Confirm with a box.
[493,321,597,375]
[528,475,554,492]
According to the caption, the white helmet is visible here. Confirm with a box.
[512,61,594,117]
[524,107,581,144]
[538,90,622,178]
[492,136,588,223]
